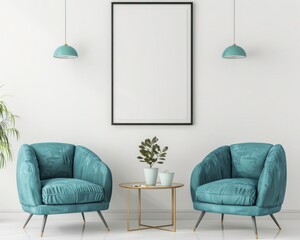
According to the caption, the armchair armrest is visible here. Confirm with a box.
[256,144,287,208]
[16,144,42,207]
[190,146,231,202]
[73,146,112,203]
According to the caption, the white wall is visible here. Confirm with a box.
[0,0,300,218]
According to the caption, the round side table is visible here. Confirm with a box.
[119,182,184,232]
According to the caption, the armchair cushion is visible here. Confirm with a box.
[230,143,273,180]
[41,178,104,205]
[31,143,75,180]
[196,178,258,206]
[74,146,112,203]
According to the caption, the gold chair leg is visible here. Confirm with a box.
[270,214,281,230]
[193,211,206,231]
[97,211,110,231]
[251,216,258,239]
[41,215,48,237]
[23,214,33,229]
[81,212,86,222]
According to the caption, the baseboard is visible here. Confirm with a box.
[1,209,300,221]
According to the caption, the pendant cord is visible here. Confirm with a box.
[233,0,236,44]
[65,0,67,45]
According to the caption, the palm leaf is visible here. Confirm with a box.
[0,96,19,169]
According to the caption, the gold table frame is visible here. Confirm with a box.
[119,182,184,232]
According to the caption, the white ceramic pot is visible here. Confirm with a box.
[159,171,175,186]
[144,168,158,186]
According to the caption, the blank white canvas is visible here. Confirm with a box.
[113,4,192,124]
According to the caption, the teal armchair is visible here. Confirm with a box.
[17,143,112,236]
[190,143,286,239]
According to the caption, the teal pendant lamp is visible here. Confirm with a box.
[222,0,246,59]
[54,0,78,59]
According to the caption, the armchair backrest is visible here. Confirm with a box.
[31,143,75,180]
[230,143,273,180]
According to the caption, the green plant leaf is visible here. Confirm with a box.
[162,146,168,152]
[140,149,148,156]
[157,161,164,164]
[137,156,143,159]
[152,136,158,144]
[152,145,158,154]
[157,145,161,152]
[0,97,19,169]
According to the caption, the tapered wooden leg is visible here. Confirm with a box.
[23,214,33,229]
[270,214,281,230]
[251,216,258,239]
[81,212,86,222]
[221,214,224,224]
[97,211,110,231]
[41,215,48,237]
[193,211,206,231]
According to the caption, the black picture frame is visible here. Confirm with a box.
[112,2,193,125]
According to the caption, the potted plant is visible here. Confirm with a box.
[0,97,19,169]
[137,136,168,186]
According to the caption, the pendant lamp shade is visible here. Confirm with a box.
[222,44,246,59]
[222,0,246,59]
[54,0,78,59]
[54,44,78,59]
